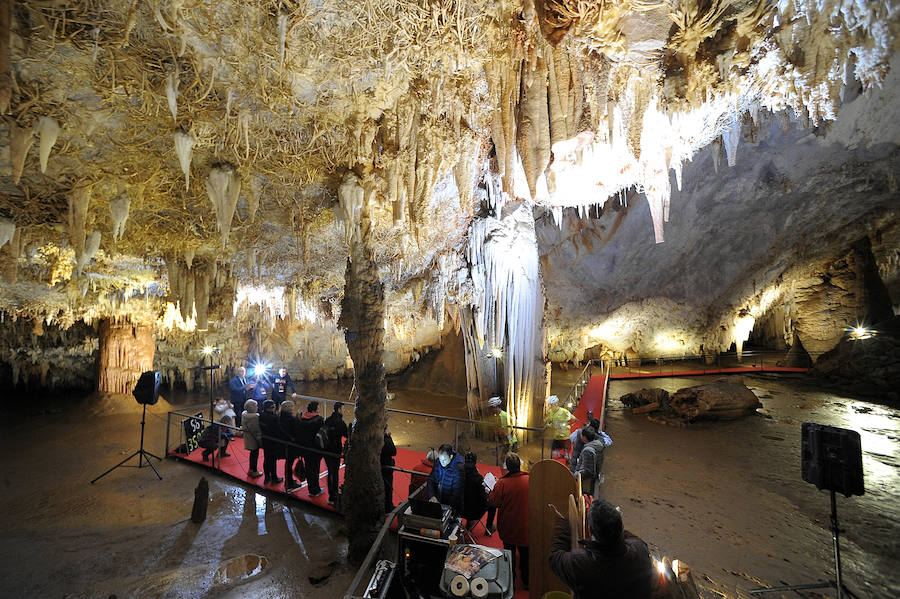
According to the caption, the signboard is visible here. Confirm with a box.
[182,412,204,454]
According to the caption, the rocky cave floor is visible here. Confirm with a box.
[0,369,897,598]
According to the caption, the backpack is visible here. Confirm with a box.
[314,425,329,450]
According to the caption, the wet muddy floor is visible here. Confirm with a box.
[0,369,896,598]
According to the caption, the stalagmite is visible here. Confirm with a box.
[10,124,35,185]
[166,72,179,122]
[206,164,241,247]
[174,130,194,189]
[36,117,60,174]
[109,191,130,242]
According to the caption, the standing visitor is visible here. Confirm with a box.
[279,400,304,493]
[488,453,530,590]
[241,399,263,478]
[229,366,253,426]
[381,424,397,513]
[271,366,297,407]
[258,399,283,485]
[323,401,349,506]
[488,396,518,461]
[544,395,575,460]
[298,401,325,497]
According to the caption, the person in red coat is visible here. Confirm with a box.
[409,449,436,499]
[487,453,530,590]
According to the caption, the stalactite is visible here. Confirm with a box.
[277,12,289,70]
[10,124,35,185]
[0,217,13,248]
[36,117,60,174]
[109,191,130,242]
[67,184,91,266]
[184,248,195,269]
[247,176,261,221]
[166,72,179,122]
[174,130,194,189]
[722,118,741,167]
[0,0,9,115]
[76,230,101,276]
[196,270,209,330]
[517,52,551,200]
[337,171,365,243]
[206,164,241,247]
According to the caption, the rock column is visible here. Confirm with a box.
[97,320,155,394]
[337,173,389,565]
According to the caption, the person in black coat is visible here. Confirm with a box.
[271,366,297,407]
[229,366,253,426]
[461,452,496,534]
[548,498,653,599]
[381,424,397,513]
[297,401,325,496]
[258,400,283,484]
[279,400,305,492]
[199,415,233,462]
[323,402,349,506]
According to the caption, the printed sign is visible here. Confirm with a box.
[182,412,204,454]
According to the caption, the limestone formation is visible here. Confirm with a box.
[621,378,762,423]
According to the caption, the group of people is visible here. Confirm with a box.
[196,365,349,507]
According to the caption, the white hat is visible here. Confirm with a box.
[546,395,559,405]
[488,397,502,407]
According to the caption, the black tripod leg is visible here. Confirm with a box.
[91,450,142,484]
[141,451,163,480]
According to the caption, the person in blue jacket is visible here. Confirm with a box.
[428,443,464,511]
[229,366,253,426]
[252,372,271,405]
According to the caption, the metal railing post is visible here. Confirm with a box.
[164,411,171,455]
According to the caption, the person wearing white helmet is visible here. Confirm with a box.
[488,396,518,460]
[544,395,576,461]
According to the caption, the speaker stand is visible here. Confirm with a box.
[750,490,858,598]
[91,404,163,484]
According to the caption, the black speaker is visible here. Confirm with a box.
[133,371,162,406]
[801,422,864,497]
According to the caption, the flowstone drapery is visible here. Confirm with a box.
[463,197,547,429]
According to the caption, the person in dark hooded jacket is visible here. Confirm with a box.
[323,402,348,506]
[548,498,653,599]
[460,452,497,534]
[428,443,464,511]
[575,426,607,497]
[279,400,304,492]
[258,399,283,484]
[297,401,325,496]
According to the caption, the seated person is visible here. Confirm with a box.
[199,415,233,462]
[427,443,464,511]
[548,498,653,599]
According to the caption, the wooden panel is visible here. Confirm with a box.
[528,459,577,598]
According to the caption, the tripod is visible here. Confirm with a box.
[750,489,858,598]
[91,403,163,483]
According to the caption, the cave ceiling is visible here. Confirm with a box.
[0,0,897,361]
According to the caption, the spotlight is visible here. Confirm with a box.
[491,347,503,358]
[251,362,270,377]
[202,345,214,356]
[655,559,667,575]
[845,325,876,340]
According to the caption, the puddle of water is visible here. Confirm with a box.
[213,554,268,585]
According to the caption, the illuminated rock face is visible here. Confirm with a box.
[97,320,155,395]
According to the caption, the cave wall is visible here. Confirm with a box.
[538,58,900,364]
